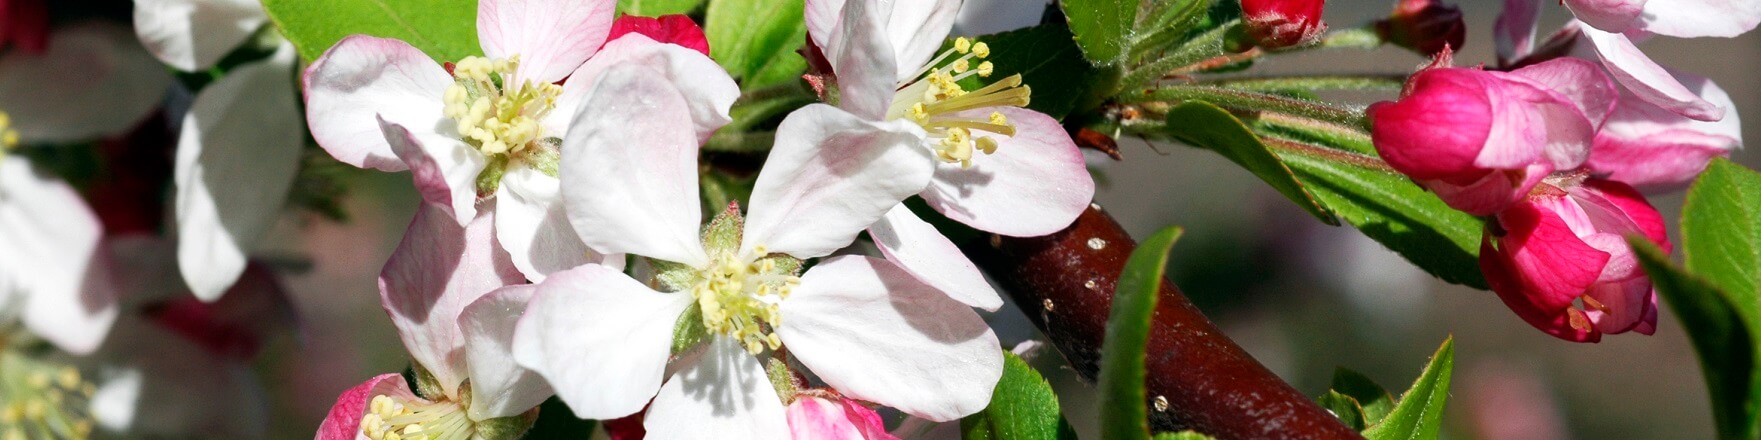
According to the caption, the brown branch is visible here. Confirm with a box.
[963,204,1362,440]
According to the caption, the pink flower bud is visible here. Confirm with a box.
[1369,57,1616,215]
[607,14,710,56]
[1479,178,1667,343]
[1241,0,1327,49]
[787,396,898,440]
[0,0,47,53]
[1377,0,1465,56]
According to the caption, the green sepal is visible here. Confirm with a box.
[411,362,446,402]
[1316,391,1367,431]
[703,202,745,255]
[476,154,509,196]
[652,258,702,293]
[766,358,799,405]
[474,407,539,440]
[671,302,709,357]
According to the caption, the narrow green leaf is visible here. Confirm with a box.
[1162,101,1337,225]
[1130,0,1213,63]
[1683,158,1761,319]
[1316,391,1367,431]
[1153,431,1217,440]
[1099,227,1185,440]
[1363,337,1455,440]
[704,0,806,87]
[1636,235,1761,439]
[960,352,1079,440]
[1062,0,1138,65]
[263,0,480,63]
[959,24,1103,119]
[617,0,703,15]
[1330,368,1395,425]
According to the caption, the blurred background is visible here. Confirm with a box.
[231,1,1760,438]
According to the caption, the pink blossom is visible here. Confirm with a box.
[1479,178,1666,343]
[1585,65,1743,191]
[1369,56,1616,216]
[788,396,899,440]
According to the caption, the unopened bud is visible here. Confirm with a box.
[1240,0,1327,49]
[1377,0,1466,56]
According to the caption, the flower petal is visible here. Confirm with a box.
[1581,28,1724,122]
[495,163,614,282]
[0,158,117,355]
[552,34,739,144]
[1562,0,1645,33]
[921,107,1094,237]
[644,338,791,440]
[1483,196,1612,341]
[1480,235,1598,342]
[869,204,1001,311]
[477,0,616,85]
[379,202,525,397]
[460,284,552,420]
[513,264,691,419]
[316,373,411,440]
[787,396,899,440]
[805,0,846,58]
[606,14,710,56]
[381,117,486,226]
[1636,0,1761,38]
[882,0,960,83]
[743,104,930,259]
[303,35,452,171]
[0,23,170,143]
[1589,71,1742,190]
[174,45,304,302]
[560,64,709,266]
[777,256,1003,422]
[830,0,900,121]
[1506,57,1618,128]
[1495,0,1541,64]
[132,0,267,71]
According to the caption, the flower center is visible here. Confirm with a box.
[0,349,96,439]
[360,394,474,440]
[887,38,1031,169]
[691,246,800,355]
[442,56,562,159]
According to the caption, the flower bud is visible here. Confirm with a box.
[606,14,710,56]
[1377,0,1465,56]
[1479,178,1667,343]
[1369,57,1616,215]
[1240,0,1327,49]
[786,396,897,440]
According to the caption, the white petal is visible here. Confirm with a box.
[550,34,740,143]
[174,45,303,302]
[561,65,708,266]
[477,0,616,85]
[0,159,117,355]
[303,35,452,171]
[1582,27,1724,122]
[644,338,791,440]
[494,163,612,282]
[805,0,848,57]
[460,284,553,420]
[869,205,1001,311]
[831,0,901,121]
[920,107,1094,237]
[381,117,486,225]
[512,264,690,419]
[379,203,525,397]
[953,0,1048,35]
[132,0,267,71]
[882,0,960,83]
[1637,0,1761,38]
[777,256,1002,422]
[0,23,170,143]
[743,104,930,259]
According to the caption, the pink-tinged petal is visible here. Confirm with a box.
[379,203,525,398]
[303,35,452,172]
[1584,276,1653,334]
[1562,0,1646,33]
[1476,70,1594,171]
[1580,179,1670,251]
[869,205,1002,311]
[0,158,117,355]
[830,0,900,121]
[1495,0,1541,64]
[1506,57,1618,128]
[1422,163,1550,216]
[560,65,709,266]
[882,0,960,83]
[132,0,266,71]
[743,104,930,259]
[1590,72,1742,190]
[381,117,485,226]
[1370,69,1494,180]
[1631,289,1658,335]
[512,264,691,419]
[316,373,410,440]
[787,396,900,440]
[0,23,170,143]
[495,163,615,282]
[1484,197,1613,342]
[89,316,268,438]
[553,34,739,143]
[460,284,552,420]
[805,0,846,59]
[777,256,1003,422]
[477,0,616,85]
[1480,236,1600,343]
[174,45,303,302]
[607,14,709,55]
[1581,28,1724,122]
[644,338,791,440]
[1636,0,1761,38]
[920,107,1094,237]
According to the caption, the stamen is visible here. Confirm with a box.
[1566,308,1591,332]
[1581,295,1610,314]
[692,247,799,355]
[887,39,1028,167]
[441,55,561,160]
[360,394,475,440]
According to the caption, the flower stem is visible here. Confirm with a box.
[1118,21,1238,90]
[1317,26,1385,50]
[1124,85,1368,130]
[1203,74,1406,93]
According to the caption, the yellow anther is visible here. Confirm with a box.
[442,55,559,160]
[976,61,994,77]
[954,37,972,53]
[952,59,970,73]
[972,42,991,58]
[56,367,80,389]
[976,136,999,155]
[989,111,1007,125]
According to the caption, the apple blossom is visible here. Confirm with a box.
[1479,176,1666,343]
[1587,70,1743,191]
[1377,0,1465,56]
[511,63,1002,438]
[788,395,899,440]
[1240,0,1327,49]
[1369,54,1616,216]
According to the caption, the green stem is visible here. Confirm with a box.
[1260,136,1396,173]
[1252,112,1375,154]
[1124,85,1368,130]
[1317,26,1385,51]
[1204,75,1406,93]
[1118,21,1237,90]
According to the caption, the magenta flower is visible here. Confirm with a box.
[1241,0,1327,49]
[1479,177,1667,343]
[787,395,898,440]
[1369,56,1616,216]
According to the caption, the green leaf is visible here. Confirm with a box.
[1316,391,1367,431]
[521,397,598,438]
[1153,431,1217,440]
[1363,337,1455,440]
[1633,238,1759,440]
[1061,0,1137,65]
[704,0,806,88]
[1162,101,1336,225]
[1131,0,1213,63]
[960,352,1079,440]
[960,24,1103,119]
[1683,158,1761,316]
[1330,368,1395,425]
[263,0,480,63]
[1099,226,1185,440]
[617,0,703,15]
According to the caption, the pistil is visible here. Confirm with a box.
[691,246,801,354]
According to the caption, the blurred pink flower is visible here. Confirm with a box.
[1377,0,1465,56]
[1241,0,1327,49]
[0,0,45,53]
[788,396,899,440]
[1479,177,1667,343]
